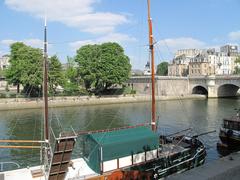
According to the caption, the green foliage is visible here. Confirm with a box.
[5,83,9,92]
[0,92,17,98]
[156,62,168,76]
[5,42,65,97]
[234,56,240,74]
[5,42,43,96]
[65,56,79,84]
[48,55,65,94]
[5,42,25,92]
[62,82,89,96]
[0,69,4,77]
[235,56,240,63]
[63,82,80,96]
[75,42,131,94]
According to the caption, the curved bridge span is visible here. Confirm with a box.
[128,75,240,98]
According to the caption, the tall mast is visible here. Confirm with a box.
[43,17,49,141]
[147,0,156,132]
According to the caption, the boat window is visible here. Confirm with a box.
[225,121,240,131]
[228,122,234,130]
[233,121,240,131]
[223,121,228,128]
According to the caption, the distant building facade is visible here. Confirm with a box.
[220,45,238,57]
[168,63,188,76]
[208,53,236,75]
[175,49,203,58]
[168,45,239,76]
[189,54,213,76]
[0,55,9,70]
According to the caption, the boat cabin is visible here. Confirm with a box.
[81,126,160,174]
[223,118,240,131]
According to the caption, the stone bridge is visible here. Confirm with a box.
[127,75,240,98]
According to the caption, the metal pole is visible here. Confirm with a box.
[43,18,49,141]
[147,0,156,132]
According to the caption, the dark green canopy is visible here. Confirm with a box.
[82,126,159,173]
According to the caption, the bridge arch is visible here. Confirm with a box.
[192,85,208,95]
[217,84,239,97]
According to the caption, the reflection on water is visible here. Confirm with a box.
[0,98,240,169]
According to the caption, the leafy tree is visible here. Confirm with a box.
[5,42,43,96]
[5,42,26,93]
[5,42,65,97]
[234,56,240,74]
[156,62,168,76]
[48,55,65,94]
[0,69,4,78]
[19,45,43,97]
[75,42,131,94]
[65,56,79,84]
[62,56,81,95]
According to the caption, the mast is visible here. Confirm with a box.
[43,17,49,141]
[147,0,156,132]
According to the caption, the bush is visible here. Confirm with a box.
[0,93,6,98]
[0,92,17,98]
[63,82,79,96]
[16,94,25,98]
[78,88,89,96]
[62,82,90,96]
[123,86,132,95]
[130,90,136,94]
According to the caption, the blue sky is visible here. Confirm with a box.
[0,0,240,70]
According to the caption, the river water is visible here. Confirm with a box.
[0,98,240,170]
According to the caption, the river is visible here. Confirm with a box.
[0,98,240,171]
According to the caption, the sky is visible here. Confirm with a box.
[0,0,240,70]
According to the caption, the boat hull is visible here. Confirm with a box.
[90,137,206,180]
[219,129,240,148]
[127,138,206,179]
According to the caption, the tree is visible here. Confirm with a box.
[65,56,79,84]
[48,55,65,94]
[75,42,131,94]
[5,42,26,93]
[5,42,64,97]
[62,56,81,95]
[156,62,168,76]
[234,56,240,74]
[0,69,4,78]
[18,44,43,97]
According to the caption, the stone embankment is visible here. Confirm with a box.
[168,152,240,180]
[0,94,206,111]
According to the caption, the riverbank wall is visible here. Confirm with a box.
[168,152,240,180]
[0,95,206,111]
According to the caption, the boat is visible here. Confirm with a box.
[67,0,207,179]
[0,0,206,179]
[218,109,240,150]
[0,18,78,180]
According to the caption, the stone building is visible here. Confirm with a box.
[208,53,236,75]
[168,54,189,76]
[175,49,203,58]
[168,45,239,77]
[0,55,10,70]
[189,53,214,76]
[220,45,238,57]
[168,63,188,76]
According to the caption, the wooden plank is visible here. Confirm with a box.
[48,137,76,180]
[31,169,44,178]
[0,140,44,143]
[0,145,41,149]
